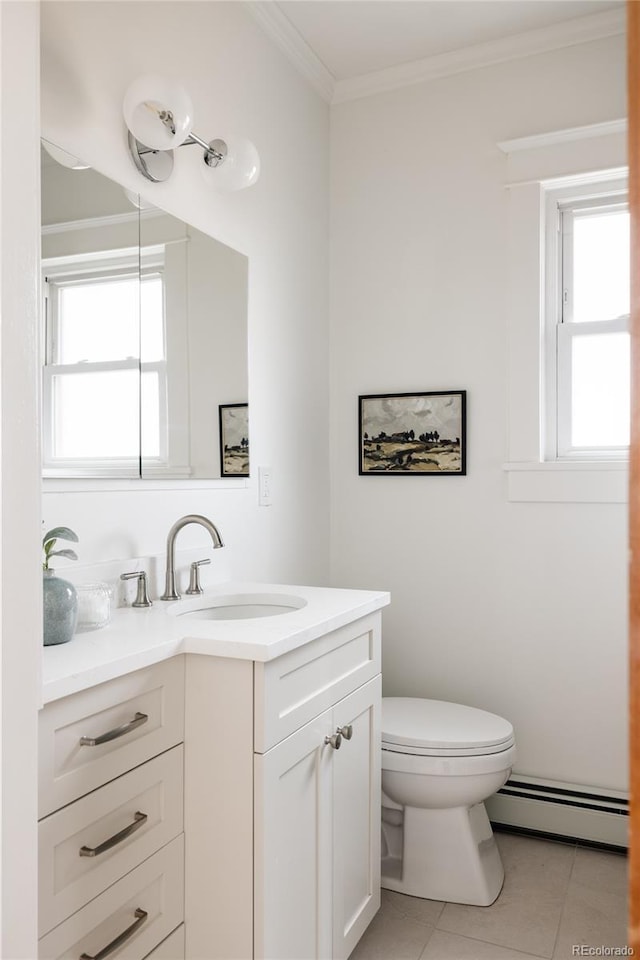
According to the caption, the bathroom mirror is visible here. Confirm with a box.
[41,145,249,480]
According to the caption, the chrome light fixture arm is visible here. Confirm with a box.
[128,130,227,183]
[181,131,226,167]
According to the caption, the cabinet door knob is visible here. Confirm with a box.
[325,732,342,750]
[337,724,353,740]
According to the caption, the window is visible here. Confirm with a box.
[501,119,628,502]
[42,250,167,475]
[544,180,629,461]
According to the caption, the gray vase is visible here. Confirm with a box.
[43,570,78,646]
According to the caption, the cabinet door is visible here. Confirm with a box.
[255,709,334,960]
[332,677,381,960]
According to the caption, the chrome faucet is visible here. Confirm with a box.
[160,514,224,601]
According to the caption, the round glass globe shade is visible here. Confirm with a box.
[123,75,193,150]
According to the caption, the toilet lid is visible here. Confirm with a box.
[381,698,514,756]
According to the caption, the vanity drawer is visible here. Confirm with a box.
[38,834,184,960]
[254,612,381,752]
[39,658,184,817]
[39,745,183,936]
[143,925,184,960]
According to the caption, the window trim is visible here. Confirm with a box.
[499,118,628,502]
[503,166,628,502]
[542,180,629,463]
[41,249,169,475]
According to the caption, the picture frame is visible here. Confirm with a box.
[359,391,466,475]
[219,403,249,477]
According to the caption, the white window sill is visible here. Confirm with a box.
[503,461,628,503]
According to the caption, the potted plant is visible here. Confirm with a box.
[42,526,79,646]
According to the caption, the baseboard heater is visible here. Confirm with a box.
[485,774,628,850]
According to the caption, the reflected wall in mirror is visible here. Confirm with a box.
[41,144,249,479]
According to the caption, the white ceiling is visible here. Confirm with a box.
[276,0,623,81]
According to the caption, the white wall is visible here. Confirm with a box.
[40,1,330,583]
[0,3,41,955]
[330,36,629,790]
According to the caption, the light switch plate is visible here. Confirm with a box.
[259,466,272,506]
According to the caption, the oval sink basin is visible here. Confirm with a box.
[169,593,307,621]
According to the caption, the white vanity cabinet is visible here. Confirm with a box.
[37,659,186,960]
[39,587,387,960]
[185,610,382,960]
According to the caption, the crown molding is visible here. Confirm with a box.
[248,4,624,107]
[246,2,335,103]
[332,7,625,105]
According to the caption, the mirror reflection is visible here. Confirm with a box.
[41,145,249,479]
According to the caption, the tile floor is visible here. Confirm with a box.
[349,832,628,960]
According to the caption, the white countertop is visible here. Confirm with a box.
[42,581,390,704]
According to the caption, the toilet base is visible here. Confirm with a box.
[381,801,504,906]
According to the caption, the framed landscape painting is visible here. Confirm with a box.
[359,391,466,475]
[219,403,249,477]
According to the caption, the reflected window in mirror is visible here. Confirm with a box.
[42,249,168,476]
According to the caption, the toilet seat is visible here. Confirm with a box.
[382,697,515,758]
[382,740,517,777]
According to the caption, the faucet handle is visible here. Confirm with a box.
[186,558,211,595]
[120,571,152,608]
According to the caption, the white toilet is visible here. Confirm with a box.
[381,697,516,906]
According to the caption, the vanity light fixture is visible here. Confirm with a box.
[123,74,260,192]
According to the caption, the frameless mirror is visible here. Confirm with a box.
[40,144,249,480]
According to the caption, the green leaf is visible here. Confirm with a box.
[42,526,79,547]
[48,548,78,563]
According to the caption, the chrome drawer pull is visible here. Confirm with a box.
[79,907,148,960]
[79,712,148,746]
[338,724,353,740]
[79,811,147,858]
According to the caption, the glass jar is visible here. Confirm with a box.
[75,582,112,632]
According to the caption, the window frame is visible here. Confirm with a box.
[500,118,628,503]
[542,176,629,463]
[42,248,168,477]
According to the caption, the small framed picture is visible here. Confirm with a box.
[219,403,249,477]
[359,391,466,475]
